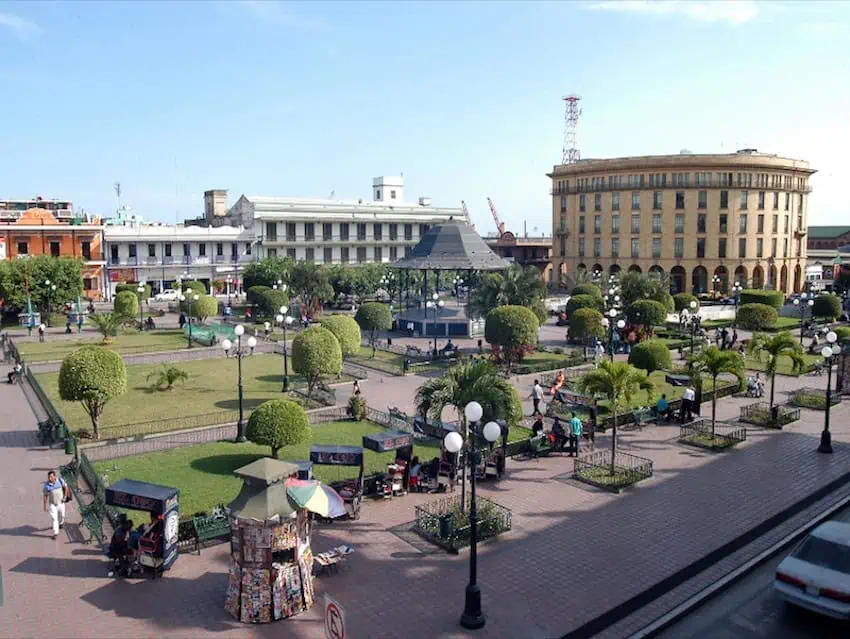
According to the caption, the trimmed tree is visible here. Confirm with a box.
[58,346,127,439]
[739,289,783,308]
[686,346,746,438]
[259,289,289,317]
[625,299,666,332]
[737,303,778,330]
[113,290,139,319]
[566,294,604,318]
[673,293,699,312]
[320,314,362,357]
[835,326,850,343]
[570,283,602,298]
[484,305,539,365]
[629,339,672,373]
[182,280,207,295]
[183,294,218,323]
[746,332,806,416]
[116,282,152,300]
[87,312,123,345]
[355,302,392,357]
[813,294,842,320]
[292,326,343,397]
[246,399,310,458]
[247,285,271,306]
[568,308,605,341]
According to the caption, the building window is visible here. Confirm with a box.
[110,245,118,262]
[183,242,190,256]
[245,242,251,256]
[740,191,748,209]
[375,246,383,262]
[419,224,430,237]
[267,248,277,258]
[286,248,296,259]
[652,214,662,234]
[304,223,315,241]
[578,238,585,257]
[560,195,567,213]
[83,278,93,290]
[357,224,367,241]
[323,247,333,263]
[784,238,788,257]
[199,244,206,257]
[594,193,601,211]
[675,213,685,234]
[784,193,790,211]
[611,238,619,257]
[756,238,763,258]
[720,190,728,209]
[163,243,171,258]
[796,238,802,256]
[341,247,350,263]
[758,191,765,210]
[784,216,789,233]
[593,238,601,258]
[579,194,586,212]
[652,238,661,258]
[739,214,748,233]
[719,238,727,258]
[357,247,366,263]
[373,224,382,241]
[129,244,137,258]
[653,191,662,210]
[771,238,777,257]
[579,216,585,234]
[631,192,640,210]
[739,237,747,258]
[390,190,396,200]
[674,238,684,258]
[698,191,707,209]
[631,214,640,233]
[695,238,705,258]
[305,248,314,262]
[50,241,60,257]
[286,223,296,242]
[611,192,620,211]
[611,215,620,234]
[757,215,764,233]
[389,223,398,240]
[560,237,566,257]
[719,214,728,234]
[773,192,779,209]
[675,191,685,209]
[389,246,398,261]
[772,215,778,233]
[403,224,412,240]
[697,214,706,233]
[216,242,223,256]
[265,222,277,241]
[631,239,639,258]
[340,223,350,241]
[323,223,333,241]
[594,215,601,233]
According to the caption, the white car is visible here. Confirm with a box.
[774,521,850,619]
[154,289,179,302]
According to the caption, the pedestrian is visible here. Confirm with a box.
[594,341,605,366]
[720,327,729,350]
[529,379,544,416]
[682,385,696,423]
[531,413,544,436]
[38,323,45,342]
[42,470,70,540]
[352,379,361,396]
[569,412,583,457]
[178,313,186,329]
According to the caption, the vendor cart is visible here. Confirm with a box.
[309,445,364,520]
[362,431,414,498]
[104,479,180,577]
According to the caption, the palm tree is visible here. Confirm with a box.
[146,364,190,391]
[746,331,806,413]
[468,265,545,319]
[577,360,654,475]
[687,346,745,436]
[87,312,123,345]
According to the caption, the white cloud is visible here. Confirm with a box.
[587,1,760,26]
[0,13,42,40]
[227,1,325,31]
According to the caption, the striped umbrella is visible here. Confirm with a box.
[286,479,347,519]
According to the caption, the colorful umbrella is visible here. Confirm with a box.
[286,479,347,519]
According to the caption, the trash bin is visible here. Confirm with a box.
[387,337,392,346]
[439,514,453,540]
[64,437,76,457]
[55,422,67,441]
[403,359,410,374]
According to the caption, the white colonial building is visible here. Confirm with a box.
[189,176,462,264]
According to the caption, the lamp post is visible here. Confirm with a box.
[380,273,395,307]
[732,282,743,327]
[222,324,257,443]
[687,299,702,354]
[453,276,464,306]
[711,274,722,298]
[425,293,445,358]
[180,291,199,348]
[137,284,145,331]
[602,275,622,359]
[45,280,57,327]
[443,402,500,631]
[818,331,839,454]
[226,274,233,307]
[277,305,293,392]
[793,294,814,345]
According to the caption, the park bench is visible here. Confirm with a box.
[192,505,229,553]
[78,499,108,548]
[313,545,355,576]
[630,407,656,431]
[405,344,423,357]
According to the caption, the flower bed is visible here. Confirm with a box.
[738,402,801,429]
[679,419,747,451]
[789,387,841,411]
[413,494,512,553]
[572,449,653,493]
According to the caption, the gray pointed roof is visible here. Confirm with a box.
[391,219,510,271]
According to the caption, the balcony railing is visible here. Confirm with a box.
[551,183,813,195]
[214,255,227,263]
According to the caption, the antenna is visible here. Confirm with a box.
[328,190,335,199]
[113,182,121,212]
[561,94,582,165]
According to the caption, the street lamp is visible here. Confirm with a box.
[602,277,622,359]
[277,305,294,392]
[272,279,285,292]
[793,293,814,345]
[712,274,722,297]
[686,300,702,353]
[425,292,445,358]
[180,291,199,348]
[732,282,743,327]
[44,279,57,327]
[226,274,233,307]
[222,324,257,443]
[452,276,464,306]
[380,273,395,306]
[137,284,146,331]
[444,402,500,631]
[818,331,839,454]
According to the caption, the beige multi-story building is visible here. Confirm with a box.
[549,150,814,295]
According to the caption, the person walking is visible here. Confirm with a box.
[569,412,583,457]
[529,380,544,416]
[43,470,70,539]
[682,385,696,423]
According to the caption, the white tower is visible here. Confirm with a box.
[372,176,404,202]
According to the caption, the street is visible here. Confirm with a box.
[657,504,850,639]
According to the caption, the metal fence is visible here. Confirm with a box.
[739,402,801,428]
[413,493,512,553]
[789,387,842,411]
[573,449,654,492]
[94,410,242,441]
[679,419,748,450]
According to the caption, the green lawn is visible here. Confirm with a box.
[37,353,353,435]
[92,420,443,517]
[701,316,801,331]
[16,329,190,362]
[745,352,820,376]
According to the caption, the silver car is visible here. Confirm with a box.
[774,521,850,619]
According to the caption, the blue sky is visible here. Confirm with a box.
[0,0,847,233]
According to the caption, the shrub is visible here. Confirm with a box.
[347,395,367,421]
[484,305,539,364]
[813,294,842,320]
[737,303,778,330]
[673,293,699,312]
[115,282,151,300]
[567,308,605,341]
[113,291,139,319]
[566,294,604,318]
[530,299,549,327]
[212,279,225,294]
[182,280,207,295]
[292,326,343,397]
[628,339,672,373]
[320,314,361,357]
[182,294,218,322]
[625,299,667,328]
[259,288,289,317]
[570,283,602,298]
[355,302,392,356]
[245,399,310,458]
[146,365,189,391]
[58,346,127,439]
[739,289,783,309]
[834,326,850,343]
[247,285,271,306]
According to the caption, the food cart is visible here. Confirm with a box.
[104,479,180,577]
[362,431,414,498]
[309,445,364,520]
[413,416,508,483]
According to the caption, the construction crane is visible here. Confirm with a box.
[460,200,474,228]
[487,197,506,237]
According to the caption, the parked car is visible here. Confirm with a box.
[774,521,850,619]
[154,289,179,302]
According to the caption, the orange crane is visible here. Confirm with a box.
[487,197,506,237]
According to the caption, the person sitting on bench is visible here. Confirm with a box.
[108,519,136,577]
[7,361,22,384]
[655,394,673,421]
[442,339,456,354]
[551,417,568,452]
[531,413,545,437]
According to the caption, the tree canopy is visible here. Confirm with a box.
[0,256,84,313]
[468,265,546,323]
[242,256,294,290]
[291,326,343,396]
[246,399,311,458]
[58,346,127,439]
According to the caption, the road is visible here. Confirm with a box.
[657,504,850,639]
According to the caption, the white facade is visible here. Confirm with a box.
[102,223,256,299]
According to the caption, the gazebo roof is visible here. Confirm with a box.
[391,219,510,271]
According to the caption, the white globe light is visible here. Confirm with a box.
[426,301,433,309]
[432,293,439,300]
[483,421,501,443]
[52,285,57,291]
[221,339,232,351]
[793,299,800,305]
[281,284,287,292]
[444,431,463,454]
[827,331,838,344]
[801,293,808,299]
[234,324,245,336]
[807,299,814,307]
[438,300,444,308]
[285,316,294,325]
[609,309,617,318]
[603,295,609,302]
[39,323,46,330]
[608,289,614,296]
[614,295,620,303]
[822,346,833,359]
[689,300,697,309]
[247,336,258,348]
[264,322,270,330]
[179,295,186,302]
[193,294,199,301]
[280,305,288,315]
[275,314,284,323]
[45,279,50,285]
[617,319,626,329]
[464,401,483,423]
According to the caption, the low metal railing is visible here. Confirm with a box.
[739,402,800,427]
[789,387,842,411]
[413,494,512,552]
[573,449,654,491]
[679,419,747,450]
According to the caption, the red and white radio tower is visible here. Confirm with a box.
[561,94,582,165]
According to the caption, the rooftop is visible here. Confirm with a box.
[391,219,510,271]
[807,226,850,239]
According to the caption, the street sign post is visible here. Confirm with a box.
[324,594,346,639]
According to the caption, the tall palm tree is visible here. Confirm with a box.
[746,331,806,412]
[687,346,746,437]
[87,312,123,345]
[577,360,654,475]
[468,265,545,319]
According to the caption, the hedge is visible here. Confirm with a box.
[485,305,539,362]
[115,282,151,300]
[628,339,672,373]
[567,308,605,341]
[625,299,667,327]
[320,314,362,357]
[737,303,778,330]
[570,283,602,298]
[566,294,604,318]
[739,289,784,309]
[246,399,310,459]
[834,327,850,343]
[113,290,139,318]
[673,293,699,312]
[813,294,842,320]
[247,285,271,306]
[182,280,207,295]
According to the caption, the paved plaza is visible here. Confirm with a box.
[2,329,850,638]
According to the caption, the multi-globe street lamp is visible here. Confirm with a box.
[380,273,395,307]
[711,274,722,296]
[425,292,445,357]
[443,401,501,630]
[221,324,257,443]
[601,276,622,359]
[793,293,814,345]
[818,331,839,454]
[731,282,743,326]
[226,274,233,307]
[276,304,294,392]
[452,276,464,306]
[685,299,702,353]
[44,279,57,327]
[137,284,146,331]
[179,291,200,348]
[601,313,626,360]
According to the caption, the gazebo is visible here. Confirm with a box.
[390,218,509,338]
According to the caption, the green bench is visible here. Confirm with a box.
[192,505,229,553]
[78,499,109,548]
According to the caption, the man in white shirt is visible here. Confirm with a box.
[529,380,544,416]
[42,470,70,539]
[681,386,696,423]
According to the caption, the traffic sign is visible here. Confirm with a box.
[324,594,346,639]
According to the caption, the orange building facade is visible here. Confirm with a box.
[0,209,105,299]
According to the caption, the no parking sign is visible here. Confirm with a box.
[324,594,346,639]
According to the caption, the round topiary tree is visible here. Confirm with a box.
[113,290,139,319]
[834,326,850,343]
[813,294,842,320]
[485,305,539,365]
[58,346,127,439]
[739,289,784,308]
[570,283,602,298]
[259,289,289,317]
[247,285,271,306]
[320,314,361,357]
[567,307,605,341]
[183,294,218,323]
[625,299,667,330]
[115,282,152,300]
[182,280,207,295]
[245,399,310,458]
[566,294,604,318]
[628,338,672,373]
[673,293,699,312]
[737,303,778,330]
[355,302,392,357]
[292,325,343,397]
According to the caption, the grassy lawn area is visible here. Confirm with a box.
[93,420,443,517]
[701,316,800,331]
[745,352,820,376]
[16,329,189,362]
[37,353,353,435]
